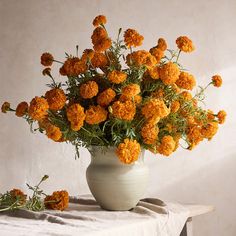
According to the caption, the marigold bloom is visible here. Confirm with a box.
[158,135,175,156]
[148,66,159,79]
[141,99,170,120]
[60,57,87,76]
[66,103,86,131]
[46,124,62,141]
[42,67,51,76]
[122,84,140,98]
[171,100,180,113]
[116,139,141,164]
[124,29,144,48]
[176,72,196,90]
[16,102,28,117]
[157,38,167,51]
[41,52,54,66]
[107,70,127,84]
[1,102,10,113]
[127,50,157,69]
[79,81,99,99]
[91,52,108,68]
[93,15,107,27]
[44,190,69,211]
[111,100,136,121]
[201,122,218,140]
[91,27,108,45]
[119,94,142,104]
[217,110,227,124]
[151,89,165,99]
[207,110,215,121]
[180,91,192,101]
[141,122,159,144]
[97,88,116,107]
[176,36,195,53]
[93,37,112,52]
[81,49,95,62]
[10,189,27,204]
[149,47,164,64]
[159,62,180,85]
[29,97,49,121]
[45,88,66,111]
[212,75,222,87]
[85,105,108,124]
[187,125,203,146]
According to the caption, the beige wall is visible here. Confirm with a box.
[0,0,235,235]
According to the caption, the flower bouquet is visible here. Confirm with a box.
[2,15,226,210]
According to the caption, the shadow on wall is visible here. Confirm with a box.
[149,152,236,236]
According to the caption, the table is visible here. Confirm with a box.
[0,196,214,236]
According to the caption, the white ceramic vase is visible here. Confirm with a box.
[86,146,149,211]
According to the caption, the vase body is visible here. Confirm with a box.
[86,146,149,211]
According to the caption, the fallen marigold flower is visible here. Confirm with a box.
[44,190,69,211]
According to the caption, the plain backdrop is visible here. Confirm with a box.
[0,0,235,235]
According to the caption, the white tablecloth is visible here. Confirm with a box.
[0,197,189,236]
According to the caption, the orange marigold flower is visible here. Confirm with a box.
[212,75,222,87]
[159,62,180,85]
[158,135,175,156]
[176,72,196,90]
[107,70,127,84]
[148,66,159,79]
[42,67,51,76]
[29,97,49,121]
[38,117,51,130]
[111,100,136,121]
[151,89,165,99]
[66,103,86,131]
[157,38,167,51]
[180,91,192,101]
[93,15,107,27]
[122,84,140,98]
[217,110,227,124]
[16,102,28,117]
[1,102,10,113]
[149,47,164,64]
[45,88,66,111]
[119,94,142,104]
[171,100,180,113]
[81,49,95,62]
[79,81,99,99]
[85,105,108,125]
[41,52,54,66]
[141,122,159,144]
[91,27,108,45]
[97,88,116,107]
[10,189,27,204]
[141,98,170,120]
[44,190,69,211]
[126,50,157,69]
[93,37,112,52]
[124,29,144,48]
[176,36,195,53]
[187,125,203,146]
[91,52,108,68]
[207,110,215,121]
[46,124,62,142]
[116,139,141,164]
[201,122,218,140]
[60,57,87,77]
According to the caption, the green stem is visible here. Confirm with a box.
[175,50,181,63]
[53,60,63,64]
